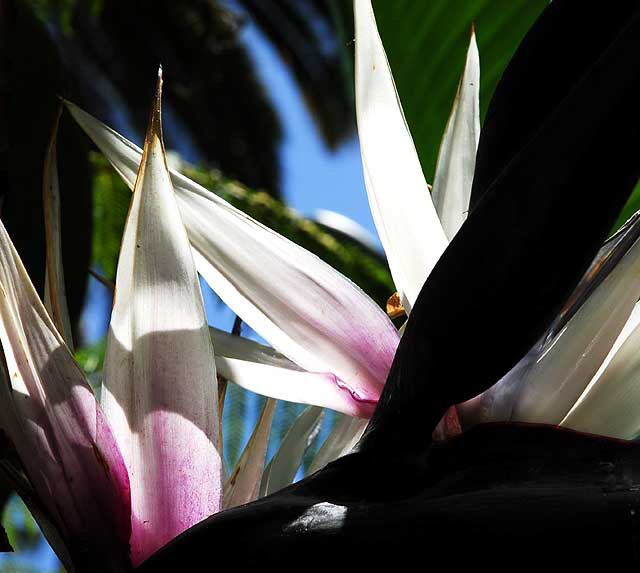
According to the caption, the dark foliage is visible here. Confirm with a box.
[3,0,91,337]
[66,0,284,195]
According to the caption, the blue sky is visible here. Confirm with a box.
[239,13,380,244]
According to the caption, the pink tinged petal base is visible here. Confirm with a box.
[101,75,222,566]
[210,327,377,417]
[65,100,399,409]
[181,191,397,407]
[0,221,131,572]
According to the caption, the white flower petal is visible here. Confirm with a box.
[260,406,324,497]
[223,398,276,510]
[511,220,640,424]
[431,29,481,240]
[461,216,640,427]
[354,0,448,312]
[211,328,375,417]
[0,220,131,571]
[43,108,74,349]
[65,100,399,410]
[560,301,640,439]
[307,415,367,475]
[101,74,222,566]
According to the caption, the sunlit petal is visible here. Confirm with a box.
[510,217,640,424]
[223,398,275,510]
[561,302,640,438]
[260,406,324,496]
[211,328,375,418]
[101,72,222,566]
[0,221,130,572]
[431,29,480,240]
[459,214,640,427]
[65,100,399,410]
[354,0,448,312]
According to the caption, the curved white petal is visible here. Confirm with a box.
[260,406,324,497]
[459,216,640,428]
[211,328,375,418]
[223,398,276,510]
[307,415,367,475]
[101,76,221,566]
[354,0,448,312]
[560,302,640,438]
[431,30,481,240]
[43,109,74,349]
[0,221,131,571]
[506,228,640,424]
[65,100,399,409]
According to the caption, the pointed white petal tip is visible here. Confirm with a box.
[355,0,448,311]
[66,100,400,419]
[102,80,222,565]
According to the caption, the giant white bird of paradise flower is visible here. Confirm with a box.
[1,0,640,571]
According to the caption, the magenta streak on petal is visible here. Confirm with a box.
[95,402,133,541]
[177,190,400,408]
[129,410,221,565]
[103,80,223,566]
[0,220,132,571]
[334,379,378,418]
[301,313,399,403]
[0,333,132,571]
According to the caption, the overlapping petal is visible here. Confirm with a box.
[42,108,74,350]
[260,406,324,497]
[211,328,375,417]
[354,0,448,313]
[65,100,399,413]
[100,73,222,566]
[458,213,640,430]
[0,220,131,572]
[431,29,481,240]
[561,302,640,438]
[223,398,275,510]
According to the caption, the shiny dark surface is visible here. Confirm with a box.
[140,424,640,569]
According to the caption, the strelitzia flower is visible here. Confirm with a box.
[2,68,292,570]
[0,5,410,569]
[62,0,479,457]
[65,0,640,448]
[354,0,640,446]
[133,0,640,568]
[3,7,415,561]
[3,0,639,569]
[0,68,229,571]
